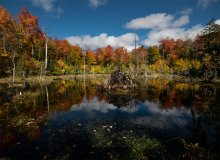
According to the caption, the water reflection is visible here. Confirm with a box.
[0,79,220,159]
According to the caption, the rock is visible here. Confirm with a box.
[107,70,136,90]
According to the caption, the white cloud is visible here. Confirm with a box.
[125,13,174,30]
[66,33,138,51]
[30,0,62,15]
[215,19,220,25]
[172,15,189,27]
[142,24,203,46]
[30,0,54,12]
[89,0,107,8]
[125,10,203,46]
[180,8,192,15]
[66,9,204,50]
[198,0,219,8]
[125,12,191,30]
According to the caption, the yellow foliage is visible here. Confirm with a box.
[148,59,171,73]
[174,59,201,72]
[175,83,201,91]
[191,60,201,70]
[55,59,74,74]
[175,59,189,72]
[57,59,65,68]
[175,83,189,91]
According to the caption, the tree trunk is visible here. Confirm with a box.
[45,36,48,70]
[84,52,86,79]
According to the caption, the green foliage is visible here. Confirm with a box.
[92,64,115,74]
[148,46,161,64]
[54,59,74,75]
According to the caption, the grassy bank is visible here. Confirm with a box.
[0,73,219,86]
[0,74,110,85]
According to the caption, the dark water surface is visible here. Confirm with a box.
[0,79,220,160]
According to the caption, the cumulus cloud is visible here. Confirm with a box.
[215,19,220,25]
[125,13,174,30]
[142,24,203,46]
[125,12,191,30]
[30,0,62,16]
[89,0,107,8]
[66,9,204,50]
[125,9,203,46]
[66,33,138,51]
[198,0,219,8]
[172,15,189,27]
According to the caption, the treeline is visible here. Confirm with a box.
[0,6,220,80]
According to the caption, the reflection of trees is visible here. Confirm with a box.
[45,85,50,112]
[157,83,217,112]
[49,80,84,110]
[144,79,170,103]
[0,80,99,147]
[157,83,218,142]
[0,85,48,147]
[106,92,135,108]
[0,80,219,150]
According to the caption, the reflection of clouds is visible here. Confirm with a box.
[132,100,192,130]
[71,97,192,130]
[71,97,140,113]
[71,97,115,113]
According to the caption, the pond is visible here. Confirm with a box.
[0,78,220,160]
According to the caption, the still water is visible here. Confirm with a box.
[0,79,220,160]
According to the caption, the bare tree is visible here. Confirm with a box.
[42,27,48,70]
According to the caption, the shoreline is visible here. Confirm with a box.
[0,74,219,85]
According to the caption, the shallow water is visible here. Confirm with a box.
[0,79,220,159]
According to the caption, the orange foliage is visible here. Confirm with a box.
[54,39,71,59]
[18,7,42,42]
[114,47,129,65]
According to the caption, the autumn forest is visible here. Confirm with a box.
[0,6,220,81]
[1,1,220,159]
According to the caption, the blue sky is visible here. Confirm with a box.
[1,0,220,50]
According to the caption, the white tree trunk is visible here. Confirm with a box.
[45,36,48,70]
